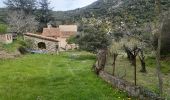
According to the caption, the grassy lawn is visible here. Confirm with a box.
[105,56,170,99]
[0,51,132,100]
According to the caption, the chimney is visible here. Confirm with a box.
[47,23,52,29]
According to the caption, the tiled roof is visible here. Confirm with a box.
[42,28,60,37]
[24,33,59,42]
[41,25,77,38]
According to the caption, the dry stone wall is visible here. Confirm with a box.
[99,71,164,100]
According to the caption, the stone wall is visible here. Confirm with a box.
[24,35,59,53]
[0,34,13,44]
[99,71,164,100]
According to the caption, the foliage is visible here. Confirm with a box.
[4,0,37,14]
[77,25,111,53]
[1,37,23,52]
[0,51,133,100]
[35,0,54,32]
[0,24,7,34]
[0,8,7,24]
[66,35,77,44]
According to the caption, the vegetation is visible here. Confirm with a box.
[0,52,134,100]
[0,24,7,33]
[0,37,26,52]
[105,55,170,99]
[0,0,169,99]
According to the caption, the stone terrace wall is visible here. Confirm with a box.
[99,71,164,100]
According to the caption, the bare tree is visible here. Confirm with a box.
[7,10,38,34]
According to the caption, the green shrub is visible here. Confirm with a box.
[0,24,7,34]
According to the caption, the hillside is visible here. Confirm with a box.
[53,0,169,25]
[1,0,169,25]
[0,8,7,24]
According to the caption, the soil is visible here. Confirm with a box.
[0,50,20,59]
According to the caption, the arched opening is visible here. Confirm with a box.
[38,42,46,49]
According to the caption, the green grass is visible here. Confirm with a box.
[0,37,25,52]
[0,51,132,100]
[146,56,170,74]
[105,55,170,99]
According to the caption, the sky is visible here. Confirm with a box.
[0,0,97,11]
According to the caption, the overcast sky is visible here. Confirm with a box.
[0,0,97,11]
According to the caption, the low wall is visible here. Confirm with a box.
[99,71,164,100]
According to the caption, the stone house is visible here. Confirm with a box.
[42,25,78,50]
[24,33,59,53]
[0,34,13,44]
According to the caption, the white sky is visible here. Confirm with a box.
[0,0,97,11]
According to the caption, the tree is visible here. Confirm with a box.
[7,10,38,34]
[77,26,111,53]
[108,40,122,76]
[0,24,7,34]
[4,0,37,14]
[77,18,112,53]
[123,45,140,85]
[36,0,54,31]
[138,48,146,73]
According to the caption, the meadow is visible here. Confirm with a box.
[0,51,132,100]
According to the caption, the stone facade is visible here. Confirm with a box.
[24,33,59,53]
[0,34,13,44]
[42,25,78,50]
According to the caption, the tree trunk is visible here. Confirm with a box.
[132,57,137,85]
[95,49,107,75]
[112,54,118,76]
[140,60,146,73]
[139,50,146,73]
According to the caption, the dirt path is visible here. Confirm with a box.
[0,50,20,59]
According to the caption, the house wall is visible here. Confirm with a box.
[0,34,13,44]
[57,37,67,51]
[60,31,77,38]
[24,36,59,53]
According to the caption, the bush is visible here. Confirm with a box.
[0,24,7,34]
[16,37,34,54]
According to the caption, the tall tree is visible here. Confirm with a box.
[4,0,37,14]
[36,0,53,31]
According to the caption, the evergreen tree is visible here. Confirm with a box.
[4,0,37,14]
[36,0,54,32]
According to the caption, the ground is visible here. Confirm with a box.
[105,55,170,99]
[0,51,133,100]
